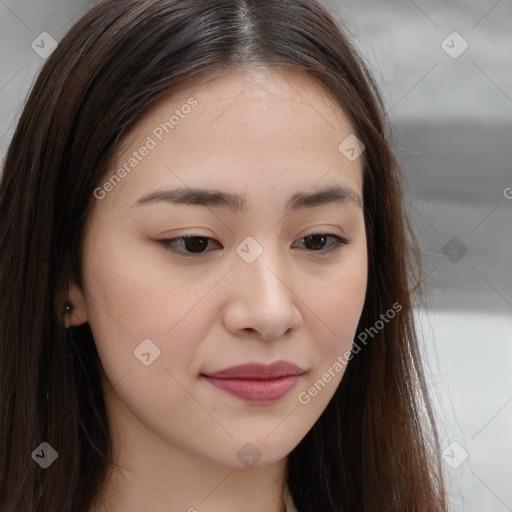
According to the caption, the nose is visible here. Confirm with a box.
[221,244,303,341]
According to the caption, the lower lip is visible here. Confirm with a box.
[204,375,302,404]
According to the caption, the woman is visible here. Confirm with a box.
[0,0,448,510]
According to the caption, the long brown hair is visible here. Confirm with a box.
[0,0,447,510]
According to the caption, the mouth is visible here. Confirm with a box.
[202,360,305,404]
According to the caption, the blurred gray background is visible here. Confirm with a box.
[1,0,511,510]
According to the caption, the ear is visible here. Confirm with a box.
[62,280,89,328]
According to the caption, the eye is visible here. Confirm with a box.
[158,231,350,257]
[158,235,220,256]
[294,232,350,255]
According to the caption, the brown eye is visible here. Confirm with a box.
[159,235,220,256]
[303,234,328,251]
[296,233,350,254]
[181,236,210,253]
[158,232,349,258]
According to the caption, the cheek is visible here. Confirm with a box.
[307,278,366,367]
[293,279,366,411]
[81,241,214,437]
[320,270,367,338]
[80,232,211,390]
[309,238,367,331]
[297,248,367,383]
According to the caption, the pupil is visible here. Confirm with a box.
[306,234,326,250]
[185,237,208,253]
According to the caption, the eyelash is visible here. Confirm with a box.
[158,231,350,257]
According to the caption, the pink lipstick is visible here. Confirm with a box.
[203,360,304,404]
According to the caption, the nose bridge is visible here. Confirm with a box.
[235,237,289,306]
[226,235,301,338]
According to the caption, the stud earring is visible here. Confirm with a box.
[64,301,75,314]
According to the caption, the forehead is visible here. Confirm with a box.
[118,65,357,153]
[106,66,363,208]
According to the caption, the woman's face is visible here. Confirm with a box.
[70,67,367,470]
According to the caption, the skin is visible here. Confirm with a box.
[67,66,368,512]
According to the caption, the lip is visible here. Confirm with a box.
[202,360,304,404]
[205,361,305,379]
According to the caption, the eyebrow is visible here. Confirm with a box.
[131,184,363,211]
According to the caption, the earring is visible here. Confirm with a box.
[64,301,74,314]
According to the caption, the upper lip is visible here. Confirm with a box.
[203,360,305,379]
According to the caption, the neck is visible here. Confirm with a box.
[91,456,288,512]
